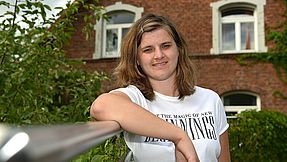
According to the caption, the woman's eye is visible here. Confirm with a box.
[162,44,171,49]
[143,48,153,53]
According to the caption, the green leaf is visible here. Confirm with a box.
[91,155,106,162]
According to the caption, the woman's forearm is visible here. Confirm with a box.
[90,92,184,142]
[218,131,231,162]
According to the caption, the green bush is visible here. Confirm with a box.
[0,0,106,124]
[73,133,128,162]
[229,110,287,162]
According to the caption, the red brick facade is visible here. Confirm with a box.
[64,0,287,113]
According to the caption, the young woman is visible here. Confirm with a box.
[90,13,230,162]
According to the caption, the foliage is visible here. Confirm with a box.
[0,0,106,124]
[228,110,287,162]
[73,133,129,162]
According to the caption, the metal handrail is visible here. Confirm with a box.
[0,121,122,162]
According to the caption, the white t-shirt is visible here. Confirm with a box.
[112,85,229,162]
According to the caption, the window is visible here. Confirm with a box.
[210,0,267,54]
[221,91,261,119]
[94,2,143,58]
[221,7,255,52]
[104,11,135,57]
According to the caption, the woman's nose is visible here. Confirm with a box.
[154,47,164,59]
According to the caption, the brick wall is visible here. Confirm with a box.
[64,0,287,112]
[192,54,287,113]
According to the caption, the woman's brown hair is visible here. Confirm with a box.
[113,13,196,100]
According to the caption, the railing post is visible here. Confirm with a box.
[0,121,122,162]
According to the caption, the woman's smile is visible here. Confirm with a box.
[152,61,168,67]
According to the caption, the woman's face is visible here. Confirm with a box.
[137,28,179,84]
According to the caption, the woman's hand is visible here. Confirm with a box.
[174,133,199,162]
[176,149,187,162]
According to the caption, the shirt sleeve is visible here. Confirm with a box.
[110,85,148,108]
[215,94,229,135]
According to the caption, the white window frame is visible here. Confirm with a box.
[94,2,143,59]
[221,14,256,53]
[221,91,261,119]
[103,23,131,57]
[210,0,267,54]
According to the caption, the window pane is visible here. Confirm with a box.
[107,11,135,24]
[106,29,118,56]
[241,22,254,50]
[122,28,129,39]
[224,94,257,106]
[222,10,253,17]
[221,6,254,17]
[222,23,235,51]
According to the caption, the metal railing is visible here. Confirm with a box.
[0,121,122,162]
